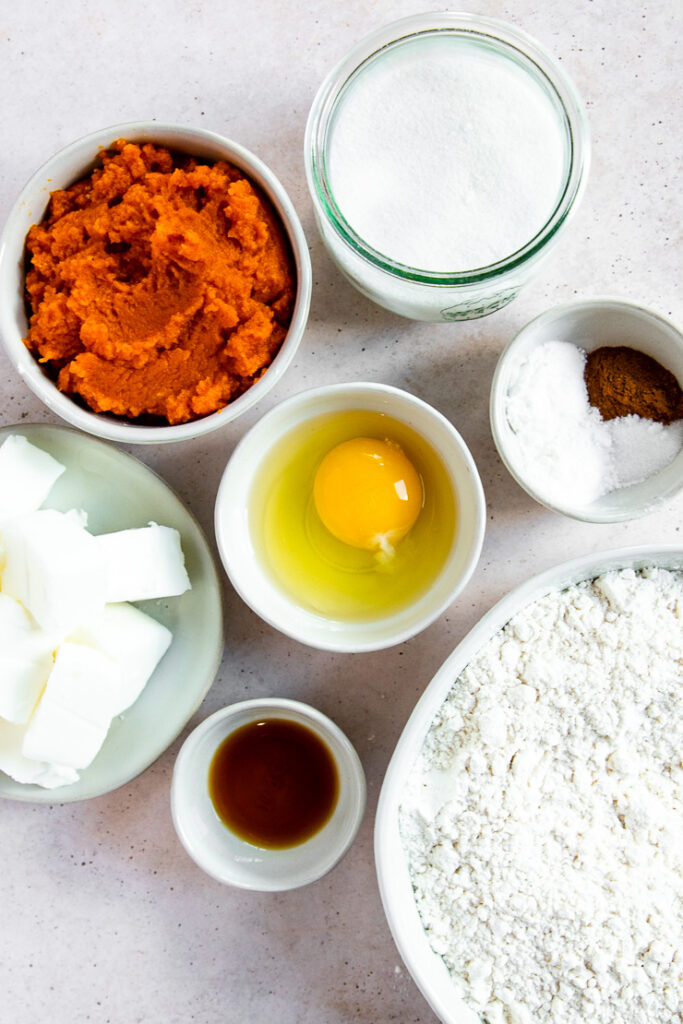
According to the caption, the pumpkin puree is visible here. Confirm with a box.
[24,140,296,424]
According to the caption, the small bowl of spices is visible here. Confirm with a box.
[0,122,312,444]
[170,698,366,891]
[214,382,486,653]
[490,299,683,521]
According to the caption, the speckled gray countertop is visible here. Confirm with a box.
[0,1,681,1021]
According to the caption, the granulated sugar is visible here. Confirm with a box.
[326,35,566,272]
[504,341,683,506]
[400,567,683,1024]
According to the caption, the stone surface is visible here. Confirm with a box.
[0,1,681,1022]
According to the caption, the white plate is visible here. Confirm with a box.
[375,544,683,1024]
[0,423,224,803]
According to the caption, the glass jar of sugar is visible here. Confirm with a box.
[305,13,590,323]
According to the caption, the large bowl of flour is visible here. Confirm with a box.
[375,545,683,1024]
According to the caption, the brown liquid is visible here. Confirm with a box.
[208,718,340,849]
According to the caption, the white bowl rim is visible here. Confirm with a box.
[171,696,367,890]
[489,296,683,522]
[214,380,486,653]
[0,120,312,444]
[375,542,683,1024]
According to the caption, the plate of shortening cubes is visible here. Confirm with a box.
[0,425,224,802]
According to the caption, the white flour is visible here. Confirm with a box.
[400,567,683,1024]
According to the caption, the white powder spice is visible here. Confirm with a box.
[327,37,566,272]
[504,340,683,506]
[505,340,610,504]
[608,414,683,486]
[400,567,683,1024]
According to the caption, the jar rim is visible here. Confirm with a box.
[305,12,591,286]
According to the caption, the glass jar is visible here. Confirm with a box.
[305,13,590,322]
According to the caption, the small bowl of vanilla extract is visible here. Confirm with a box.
[171,698,366,890]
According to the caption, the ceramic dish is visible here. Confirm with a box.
[0,121,312,444]
[214,382,486,653]
[490,298,683,521]
[171,698,366,891]
[0,423,224,803]
[375,544,683,1024]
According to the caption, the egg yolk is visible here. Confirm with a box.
[313,437,423,553]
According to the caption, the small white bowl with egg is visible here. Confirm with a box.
[214,382,486,652]
[490,298,683,522]
[171,698,366,891]
[0,121,312,444]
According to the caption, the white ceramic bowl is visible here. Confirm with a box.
[0,423,224,803]
[214,382,486,652]
[0,121,312,444]
[490,298,683,521]
[171,698,366,890]
[375,544,683,1024]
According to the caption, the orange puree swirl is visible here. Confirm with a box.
[23,140,296,425]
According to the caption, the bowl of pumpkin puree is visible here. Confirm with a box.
[0,123,312,443]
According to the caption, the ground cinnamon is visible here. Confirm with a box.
[584,346,683,424]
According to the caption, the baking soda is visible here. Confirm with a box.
[504,340,683,506]
[327,35,567,271]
